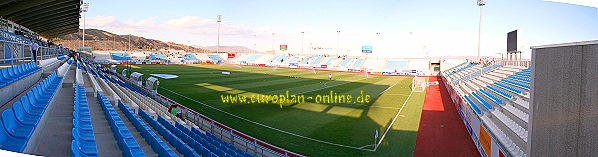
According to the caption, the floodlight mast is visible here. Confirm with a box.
[337,31,340,57]
[477,0,485,62]
[217,15,222,53]
[301,32,304,54]
[376,32,380,60]
[81,2,89,47]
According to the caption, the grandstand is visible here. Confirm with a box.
[207,54,224,61]
[441,61,531,156]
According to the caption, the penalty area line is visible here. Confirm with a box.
[379,83,397,95]
[373,88,414,151]
[159,86,375,152]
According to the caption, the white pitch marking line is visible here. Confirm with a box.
[379,83,397,95]
[374,89,414,151]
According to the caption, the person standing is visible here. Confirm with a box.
[329,73,332,82]
[31,41,39,62]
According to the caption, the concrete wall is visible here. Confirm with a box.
[528,41,598,156]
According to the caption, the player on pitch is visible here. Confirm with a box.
[329,73,332,82]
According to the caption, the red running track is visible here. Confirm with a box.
[413,76,480,157]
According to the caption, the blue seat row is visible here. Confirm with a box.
[0,72,61,152]
[521,68,531,73]
[71,84,98,157]
[120,101,179,157]
[170,119,253,157]
[486,86,513,100]
[203,130,253,157]
[494,82,523,95]
[479,89,503,105]
[140,108,199,157]
[515,72,530,78]
[464,95,482,115]
[97,93,146,157]
[507,75,530,84]
[500,79,530,90]
[471,92,493,110]
[157,116,228,157]
[447,64,475,77]
[0,62,41,88]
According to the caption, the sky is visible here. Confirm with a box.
[81,0,598,58]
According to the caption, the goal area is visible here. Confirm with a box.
[412,76,427,92]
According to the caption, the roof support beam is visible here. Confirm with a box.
[8,2,76,22]
[17,9,78,26]
[0,0,60,16]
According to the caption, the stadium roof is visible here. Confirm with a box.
[0,0,82,38]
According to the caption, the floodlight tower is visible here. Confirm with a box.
[336,31,340,57]
[376,32,380,60]
[477,0,485,61]
[217,15,222,53]
[81,2,89,47]
[301,32,304,54]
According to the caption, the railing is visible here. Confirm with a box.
[442,61,468,74]
[500,60,531,68]
[112,72,304,157]
[1,39,66,64]
[458,64,502,84]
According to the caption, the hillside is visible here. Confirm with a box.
[201,46,262,54]
[53,29,211,53]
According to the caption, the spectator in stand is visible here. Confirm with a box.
[31,41,39,62]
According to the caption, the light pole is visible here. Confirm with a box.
[81,2,89,47]
[301,32,304,54]
[253,34,256,52]
[217,15,221,53]
[128,34,131,52]
[336,31,340,57]
[477,0,485,62]
[376,32,380,60]
[271,33,274,53]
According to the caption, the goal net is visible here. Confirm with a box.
[412,76,427,92]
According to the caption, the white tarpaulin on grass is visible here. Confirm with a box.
[150,74,179,79]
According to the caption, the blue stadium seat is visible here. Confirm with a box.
[494,82,523,95]
[2,109,35,139]
[479,89,502,105]
[486,86,513,100]
[71,128,98,156]
[73,121,94,142]
[501,79,530,90]
[12,102,40,126]
[464,95,482,115]
[23,93,47,110]
[0,119,27,152]
[471,92,492,110]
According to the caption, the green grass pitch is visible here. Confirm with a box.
[115,64,426,156]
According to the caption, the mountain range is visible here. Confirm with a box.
[54,29,256,53]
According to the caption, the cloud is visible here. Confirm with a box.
[83,15,273,38]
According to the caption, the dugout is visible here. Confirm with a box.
[110,65,117,74]
[130,72,143,86]
[122,69,128,77]
[146,77,159,93]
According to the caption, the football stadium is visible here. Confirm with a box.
[0,0,597,157]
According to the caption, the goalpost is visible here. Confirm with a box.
[412,76,427,92]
